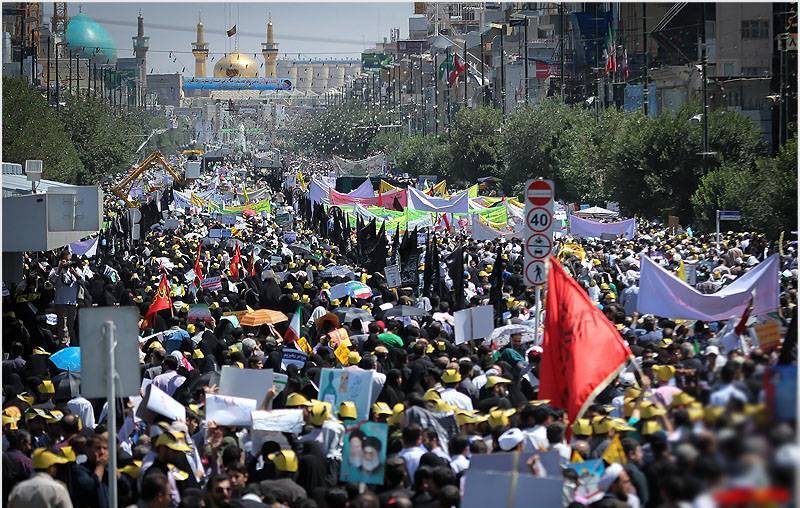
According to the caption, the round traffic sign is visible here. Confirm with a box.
[526,207,553,232]
[525,260,547,286]
[525,233,553,259]
[527,180,553,206]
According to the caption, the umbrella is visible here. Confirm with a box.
[315,312,341,330]
[329,281,373,300]
[384,305,429,318]
[477,176,500,184]
[332,307,374,324]
[49,347,81,372]
[320,265,356,280]
[288,243,313,256]
[489,325,536,347]
[240,309,288,327]
[53,371,80,400]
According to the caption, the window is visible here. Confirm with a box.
[723,63,734,76]
[741,20,768,39]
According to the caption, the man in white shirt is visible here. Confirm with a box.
[440,369,473,411]
[709,363,748,407]
[151,356,186,397]
[519,404,552,451]
[397,425,426,483]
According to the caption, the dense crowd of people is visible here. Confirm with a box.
[2,153,797,508]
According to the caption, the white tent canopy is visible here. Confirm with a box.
[573,206,620,219]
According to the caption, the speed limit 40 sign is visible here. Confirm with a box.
[524,179,555,286]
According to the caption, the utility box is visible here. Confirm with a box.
[3,186,103,252]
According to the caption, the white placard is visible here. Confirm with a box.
[454,305,495,344]
[137,384,186,422]
[384,264,401,288]
[219,366,274,404]
[205,394,257,426]
[251,409,305,434]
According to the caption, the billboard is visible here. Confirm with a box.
[183,77,293,91]
[361,53,393,70]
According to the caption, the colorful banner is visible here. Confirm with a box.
[408,187,469,214]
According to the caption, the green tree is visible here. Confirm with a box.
[394,135,452,177]
[449,106,503,184]
[2,78,84,182]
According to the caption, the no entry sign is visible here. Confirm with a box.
[527,180,553,206]
[524,179,555,287]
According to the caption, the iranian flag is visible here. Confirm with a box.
[605,24,617,74]
[284,305,301,343]
[439,53,466,87]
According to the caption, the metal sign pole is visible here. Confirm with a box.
[533,285,542,345]
[715,209,720,252]
[103,321,119,508]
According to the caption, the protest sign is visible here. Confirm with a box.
[219,214,238,225]
[384,264,401,288]
[282,231,297,244]
[251,409,305,434]
[297,337,313,355]
[754,320,781,351]
[205,394,257,426]
[340,422,388,485]
[454,305,494,344]
[201,276,222,291]
[187,304,213,324]
[462,470,564,508]
[219,366,274,405]
[282,348,307,370]
[273,373,288,394]
[208,228,233,238]
[318,368,373,421]
[136,384,186,423]
[564,459,605,503]
[334,342,351,365]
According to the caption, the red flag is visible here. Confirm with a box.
[230,243,241,280]
[539,257,632,423]
[194,242,204,286]
[734,294,754,336]
[248,252,256,277]
[142,274,171,329]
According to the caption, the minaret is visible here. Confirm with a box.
[132,10,149,101]
[261,15,278,77]
[192,13,209,77]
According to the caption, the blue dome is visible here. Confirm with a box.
[66,14,117,63]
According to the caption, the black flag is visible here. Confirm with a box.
[447,244,465,311]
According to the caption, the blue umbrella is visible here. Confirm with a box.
[49,347,81,372]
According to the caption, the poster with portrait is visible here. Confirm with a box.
[317,368,373,421]
[340,422,388,485]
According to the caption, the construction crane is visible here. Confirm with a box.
[111,151,185,208]
[24,2,41,49]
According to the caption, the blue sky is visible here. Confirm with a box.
[50,2,411,74]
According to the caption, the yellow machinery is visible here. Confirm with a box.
[180,149,205,157]
[112,151,185,208]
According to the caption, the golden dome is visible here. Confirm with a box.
[213,52,259,78]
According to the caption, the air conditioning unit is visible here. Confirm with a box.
[25,160,43,182]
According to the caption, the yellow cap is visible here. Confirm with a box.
[192,349,204,359]
[639,402,666,419]
[704,406,725,424]
[456,412,489,426]
[309,401,331,426]
[17,393,34,406]
[286,392,313,408]
[372,402,393,416]
[641,420,663,435]
[478,271,488,277]
[670,391,696,407]
[441,369,462,384]
[686,402,704,422]
[119,460,143,479]
[610,418,636,432]
[571,418,593,436]
[187,324,196,334]
[32,447,71,469]
[423,389,441,401]
[488,408,515,429]
[591,416,611,434]
[268,450,298,473]
[652,365,676,382]
[486,376,512,388]
[338,401,357,419]
[32,347,50,356]
[37,380,55,394]
[155,431,192,452]
[347,351,362,365]
[624,387,642,399]
[387,403,405,426]
[432,399,454,412]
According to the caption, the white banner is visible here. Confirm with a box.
[205,394,257,426]
[251,409,305,434]
[637,254,780,320]
[408,187,470,214]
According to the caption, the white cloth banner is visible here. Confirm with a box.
[470,215,515,241]
[309,178,332,205]
[347,179,375,198]
[173,190,192,209]
[636,254,780,320]
[408,187,469,214]
[568,215,637,240]
[251,409,305,434]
